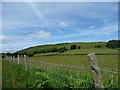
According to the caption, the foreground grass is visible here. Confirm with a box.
[2,60,119,89]
[2,60,33,88]
[2,60,93,89]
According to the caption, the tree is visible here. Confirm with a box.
[70,45,77,50]
[106,40,120,49]
[6,53,12,56]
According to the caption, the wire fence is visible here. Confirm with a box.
[4,54,120,89]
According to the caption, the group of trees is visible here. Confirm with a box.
[106,40,120,49]
[57,47,68,53]
[70,45,81,50]
[58,45,81,53]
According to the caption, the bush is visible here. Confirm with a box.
[57,47,68,53]
[27,52,34,57]
[78,46,81,49]
[95,45,101,48]
[70,45,77,50]
[2,53,5,58]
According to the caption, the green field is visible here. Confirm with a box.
[34,48,118,57]
[3,53,119,89]
[2,42,120,89]
[29,55,118,71]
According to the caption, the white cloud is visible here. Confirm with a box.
[53,23,117,39]
[3,45,16,53]
[0,35,9,43]
[59,21,68,27]
[89,26,95,29]
[33,30,51,38]
[0,35,15,44]
[26,2,46,23]
[80,24,117,36]
[4,48,12,53]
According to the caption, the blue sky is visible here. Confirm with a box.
[1,2,118,53]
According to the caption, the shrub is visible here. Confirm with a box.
[95,45,101,48]
[57,47,68,53]
[2,53,5,58]
[70,45,77,50]
[78,46,81,49]
[27,52,34,57]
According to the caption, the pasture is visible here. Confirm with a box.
[2,43,119,89]
[29,55,118,71]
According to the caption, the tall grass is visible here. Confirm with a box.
[2,59,119,89]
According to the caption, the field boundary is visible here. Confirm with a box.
[4,53,120,89]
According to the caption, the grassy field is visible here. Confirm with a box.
[63,48,118,54]
[29,55,118,71]
[34,48,118,57]
[2,42,119,89]
[3,55,119,89]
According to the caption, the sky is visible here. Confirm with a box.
[1,2,118,53]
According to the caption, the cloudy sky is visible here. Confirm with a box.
[1,2,118,53]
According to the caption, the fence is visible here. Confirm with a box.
[4,53,120,89]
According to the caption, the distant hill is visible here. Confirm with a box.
[14,42,108,56]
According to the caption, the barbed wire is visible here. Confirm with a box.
[95,67,120,74]
[29,60,120,75]
[29,59,88,69]
[5,56,120,75]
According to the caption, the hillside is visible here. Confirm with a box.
[13,42,118,56]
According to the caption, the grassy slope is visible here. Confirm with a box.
[2,60,33,88]
[17,42,108,53]
[34,48,118,57]
[15,41,118,57]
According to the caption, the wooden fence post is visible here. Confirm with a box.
[87,53,104,90]
[24,55,27,70]
[17,55,20,64]
[13,56,15,63]
[11,56,13,61]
